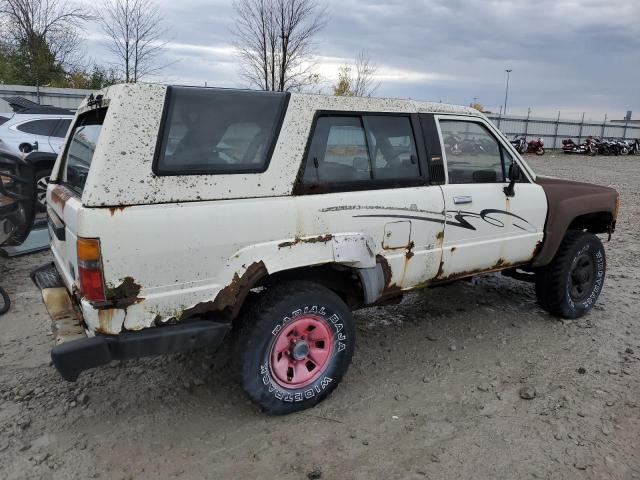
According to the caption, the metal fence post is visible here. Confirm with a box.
[524,108,530,137]
[577,112,585,144]
[623,118,629,141]
[553,111,560,149]
[601,114,607,139]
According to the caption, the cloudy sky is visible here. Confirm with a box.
[82,0,640,121]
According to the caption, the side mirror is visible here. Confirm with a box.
[503,163,521,197]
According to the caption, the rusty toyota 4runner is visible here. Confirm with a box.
[32,84,619,414]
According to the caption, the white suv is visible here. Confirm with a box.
[33,84,618,414]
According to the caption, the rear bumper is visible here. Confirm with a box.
[32,262,231,381]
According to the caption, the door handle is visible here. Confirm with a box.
[453,196,472,205]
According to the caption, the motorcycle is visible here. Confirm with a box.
[510,135,544,155]
[527,137,545,155]
[562,137,597,156]
[629,139,640,155]
[510,135,527,153]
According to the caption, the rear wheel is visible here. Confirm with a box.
[536,147,545,155]
[535,231,606,319]
[237,280,355,414]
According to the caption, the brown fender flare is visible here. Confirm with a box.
[532,176,619,267]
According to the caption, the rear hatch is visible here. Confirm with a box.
[47,107,106,293]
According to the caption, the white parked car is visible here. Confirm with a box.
[33,84,619,414]
[0,107,74,210]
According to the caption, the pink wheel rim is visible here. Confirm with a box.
[269,314,334,389]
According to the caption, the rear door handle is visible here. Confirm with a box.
[453,196,472,205]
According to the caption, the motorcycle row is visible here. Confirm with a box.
[562,137,640,156]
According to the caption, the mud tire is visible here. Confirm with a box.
[237,281,355,414]
[535,231,606,319]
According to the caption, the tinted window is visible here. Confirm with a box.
[16,119,58,136]
[155,87,288,174]
[440,120,505,184]
[303,116,372,184]
[301,115,422,187]
[52,119,72,138]
[60,110,105,193]
[365,116,419,180]
[0,116,9,126]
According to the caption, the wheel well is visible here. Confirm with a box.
[258,264,365,309]
[568,211,614,234]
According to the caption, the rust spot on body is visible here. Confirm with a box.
[432,260,527,284]
[105,277,144,308]
[50,185,75,212]
[97,309,115,334]
[107,205,127,216]
[531,240,543,259]
[180,261,267,320]
[278,234,333,249]
[493,258,507,269]
[376,255,392,287]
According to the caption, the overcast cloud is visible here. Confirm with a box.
[83,0,640,121]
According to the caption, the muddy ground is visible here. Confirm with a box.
[0,154,638,480]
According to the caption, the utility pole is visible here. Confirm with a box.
[503,69,512,116]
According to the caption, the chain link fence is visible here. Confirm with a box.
[485,113,640,149]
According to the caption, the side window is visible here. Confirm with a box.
[52,119,72,138]
[301,115,422,187]
[439,120,505,184]
[16,119,57,136]
[364,116,420,180]
[302,116,372,184]
[155,87,288,175]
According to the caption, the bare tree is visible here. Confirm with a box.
[0,0,90,97]
[98,0,169,83]
[333,51,380,97]
[232,0,327,92]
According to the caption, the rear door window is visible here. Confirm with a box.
[154,87,289,175]
[299,114,424,192]
[16,119,58,136]
[302,116,372,184]
[59,109,105,194]
[364,116,419,180]
[0,116,9,126]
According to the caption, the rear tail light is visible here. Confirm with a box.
[77,237,105,302]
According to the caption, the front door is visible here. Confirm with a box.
[430,115,546,280]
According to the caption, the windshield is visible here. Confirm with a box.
[60,109,105,194]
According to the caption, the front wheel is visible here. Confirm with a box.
[536,147,545,155]
[237,281,355,414]
[535,231,606,319]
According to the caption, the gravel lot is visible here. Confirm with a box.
[0,154,638,480]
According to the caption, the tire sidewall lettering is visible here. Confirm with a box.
[566,242,605,312]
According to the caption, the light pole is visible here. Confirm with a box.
[503,69,512,116]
